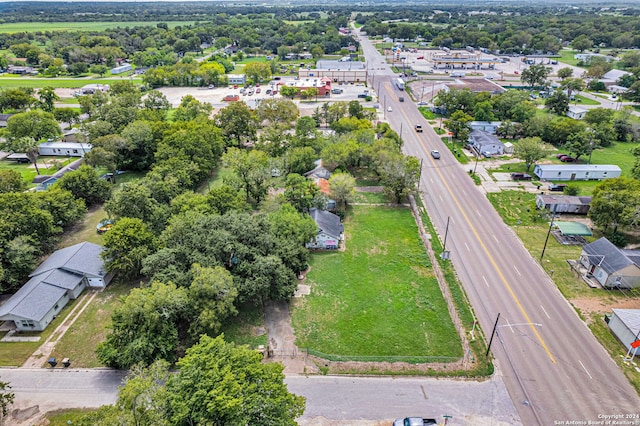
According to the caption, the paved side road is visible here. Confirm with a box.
[1,368,520,425]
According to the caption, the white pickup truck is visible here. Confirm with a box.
[393,417,438,426]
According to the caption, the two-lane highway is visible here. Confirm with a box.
[360,32,640,424]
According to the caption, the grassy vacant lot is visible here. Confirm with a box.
[0,156,77,184]
[0,77,142,89]
[0,21,195,34]
[219,303,268,349]
[572,95,600,105]
[487,190,640,393]
[48,280,134,367]
[292,205,462,360]
[46,409,97,426]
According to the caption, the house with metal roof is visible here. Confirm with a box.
[535,194,592,215]
[468,130,505,156]
[306,208,343,250]
[0,242,113,331]
[579,238,640,289]
[38,141,92,157]
[0,113,14,128]
[608,309,640,352]
[298,60,367,83]
[533,164,621,181]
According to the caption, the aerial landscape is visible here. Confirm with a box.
[0,1,640,425]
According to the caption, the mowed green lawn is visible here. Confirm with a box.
[0,77,143,89]
[292,205,462,359]
[0,21,195,34]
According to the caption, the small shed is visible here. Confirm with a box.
[567,106,587,120]
[535,194,592,214]
[468,130,505,156]
[608,309,640,352]
[503,142,514,154]
[533,164,621,181]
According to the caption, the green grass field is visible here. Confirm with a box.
[0,156,76,185]
[572,95,600,105]
[46,409,98,426]
[0,77,142,89]
[292,205,462,360]
[0,21,195,34]
[48,280,134,368]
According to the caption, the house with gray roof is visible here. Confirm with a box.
[468,130,505,156]
[608,309,640,352]
[580,238,640,289]
[306,208,344,250]
[0,242,113,331]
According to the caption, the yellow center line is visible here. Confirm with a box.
[406,115,557,364]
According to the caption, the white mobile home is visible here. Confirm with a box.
[111,63,132,75]
[608,309,640,352]
[533,164,621,181]
[39,141,92,157]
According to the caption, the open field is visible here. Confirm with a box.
[0,77,143,89]
[292,205,462,360]
[0,156,76,185]
[46,409,97,426]
[0,21,195,34]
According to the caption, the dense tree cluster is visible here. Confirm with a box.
[86,336,304,426]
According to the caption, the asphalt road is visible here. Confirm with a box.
[359,32,640,425]
[0,368,520,425]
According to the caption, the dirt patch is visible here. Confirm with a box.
[571,296,640,321]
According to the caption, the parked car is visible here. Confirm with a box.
[431,150,441,159]
[556,153,568,159]
[511,172,532,181]
[331,88,343,94]
[223,94,240,102]
[560,155,576,162]
[256,88,261,93]
[548,184,568,192]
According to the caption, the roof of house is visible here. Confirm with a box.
[304,165,332,180]
[469,130,504,147]
[582,237,635,274]
[568,105,588,114]
[309,208,343,239]
[537,195,592,206]
[534,164,621,173]
[0,114,14,122]
[30,242,106,278]
[315,60,366,70]
[38,141,92,151]
[0,268,84,322]
[611,309,640,336]
[603,69,632,81]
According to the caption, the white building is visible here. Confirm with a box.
[533,164,621,181]
[111,63,132,75]
[298,60,367,83]
[39,141,92,157]
[608,309,640,352]
[567,106,588,120]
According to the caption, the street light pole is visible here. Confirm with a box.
[473,152,480,175]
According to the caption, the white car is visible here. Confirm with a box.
[387,106,393,112]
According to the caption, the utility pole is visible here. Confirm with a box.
[540,204,558,262]
[442,216,451,252]
[486,313,501,357]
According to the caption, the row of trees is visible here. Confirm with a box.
[1,12,356,77]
